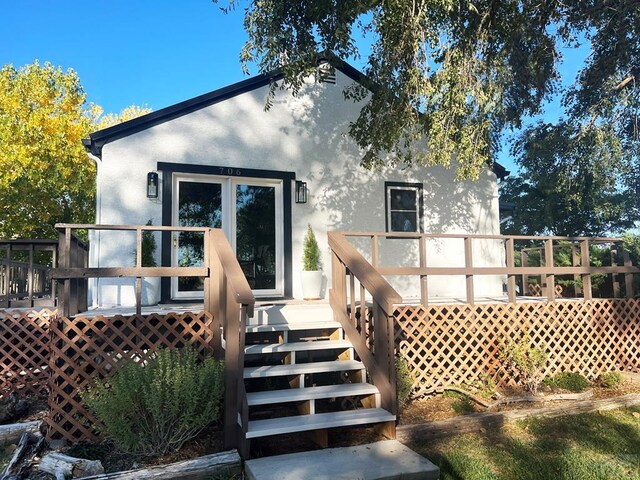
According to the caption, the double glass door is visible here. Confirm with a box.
[172,174,283,298]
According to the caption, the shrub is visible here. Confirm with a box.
[302,224,322,271]
[499,332,547,394]
[131,219,157,267]
[396,356,415,410]
[83,347,224,455]
[598,371,622,388]
[543,372,590,392]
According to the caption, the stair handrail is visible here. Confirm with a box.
[328,232,402,416]
[206,228,254,454]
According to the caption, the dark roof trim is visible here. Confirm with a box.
[492,162,510,181]
[84,55,366,157]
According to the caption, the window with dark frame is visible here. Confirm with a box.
[385,182,423,233]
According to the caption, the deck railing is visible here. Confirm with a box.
[339,232,640,305]
[52,224,255,451]
[328,232,401,424]
[0,239,59,308]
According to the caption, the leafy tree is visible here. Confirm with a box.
[215,0,639,181]
[93,104,152,130]
[0,61,150,239]
[500,122,636,236]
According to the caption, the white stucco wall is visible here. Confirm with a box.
[90,69,504,306]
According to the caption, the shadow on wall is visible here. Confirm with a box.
[282,79,500,297]
[281,78,498,234]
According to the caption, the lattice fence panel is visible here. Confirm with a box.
[394,299,640,392]
[47,311,215,443]
[0,309,53,398]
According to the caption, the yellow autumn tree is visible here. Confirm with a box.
[0,61,150,239]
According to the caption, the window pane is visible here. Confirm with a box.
[177,181,222,292]
[390,189,417,210]
[391,211,417,232]
[236,184,276,290]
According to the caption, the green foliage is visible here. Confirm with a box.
[302,224,321,271]
[500,122,636,236]
[82,347,224,455]
[543,372,590,392]
[598,372,622,389]
[0,61,95,239]
[133,219,158,267]
[499,332,547,394]
[216,1,640,183]
[444,391,477,415]
[623,232,640,265]
[396,356,414,411]
[0,61,150,239]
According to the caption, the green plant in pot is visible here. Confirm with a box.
[134,219,160,306]
[301,224,323,300]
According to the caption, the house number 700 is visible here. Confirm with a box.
[220,167,243,176]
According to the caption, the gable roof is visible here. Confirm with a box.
[83,57,365,157]
[83,56,508,180]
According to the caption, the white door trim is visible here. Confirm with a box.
[171,173,284,299]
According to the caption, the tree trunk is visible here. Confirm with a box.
[0,421,41,446]
[38,453,104,479]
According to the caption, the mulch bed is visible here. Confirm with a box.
[399,378,640,426]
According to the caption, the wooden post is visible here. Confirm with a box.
[51,244,57,308]
[359,283,366,332]
[135,227,142,315]
[27,244,34,308]
[57,229,71,317]
[79,243,88,312]
[505,238,516,303]
[331,253,347,306]
[544,239,555,302]
[223,286,240,450]
[419,236,428,307]
[373,302,395,414]
[371,234,379,268]
[572,244,582,296]
[349,272,356,326]
[521,250,530,296]
[611,246,621,298]
[622,247,634,299]
[1,244,8,308]
[464,237,474,305]
[66,237,77,316]
[580,240,592,301]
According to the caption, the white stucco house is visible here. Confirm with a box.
[82,57,509,307]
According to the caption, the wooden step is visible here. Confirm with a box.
[245,408,395,439]
[244,360,364,379]
[245,339,351,355]
[247,383,380,406]
[246,320,341,333]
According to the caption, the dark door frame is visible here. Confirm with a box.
[157,162,294,302]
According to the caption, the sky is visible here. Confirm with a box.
[1,1,588,174]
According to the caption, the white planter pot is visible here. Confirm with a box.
[141,277,161,306]
[301,270,323,300]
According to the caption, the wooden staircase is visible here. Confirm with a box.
[240,305,396,447]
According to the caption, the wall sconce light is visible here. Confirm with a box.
[295,180,307,204]
[147,172,159,198]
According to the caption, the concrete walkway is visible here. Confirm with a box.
[244,440,439,480]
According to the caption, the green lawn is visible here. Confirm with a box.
[409,406,640,480]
